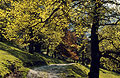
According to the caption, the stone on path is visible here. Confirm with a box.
[27,63,75,78]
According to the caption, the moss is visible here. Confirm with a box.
[0,50,29,78]
[62,63,120,78]
[64,63,88,78]
[99,68,120,78]
[0,42,66,77]
[0,42,120,78]
[33,52,67,65]
[0,42,33,77]
[0,42,66,67]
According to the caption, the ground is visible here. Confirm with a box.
[27,63,87,78]
[27,63,120,78]
[0,42,120,78]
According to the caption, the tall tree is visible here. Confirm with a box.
[2,0,120,78]
[3,0,66,53]
[89,1,101,78]
[68,0,120,78]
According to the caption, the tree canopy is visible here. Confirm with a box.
[1,0,120,78]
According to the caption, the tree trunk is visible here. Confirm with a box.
[89,1,101,78]
[29,27,34,54]
[54,51,57,58]
[35,43,41,53]
[29,41,34,54]
[82,51,85,65]
[47,48,49,56]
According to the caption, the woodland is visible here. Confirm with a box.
[0,0,120,78]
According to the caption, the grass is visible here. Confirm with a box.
[0,42,66,77]
[63,63,88,78]
[0,49,29,78]
[0,42,120,78]
[99,68,120,78]
[64,63,120,78]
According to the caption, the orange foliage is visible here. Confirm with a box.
[56,29,79,60]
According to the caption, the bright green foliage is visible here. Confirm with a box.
[0,9,6,30]
[1,0,88,53]
[0,0,10,41]
[1,0,120,77]
[0,9,5,40]
[3,0,67,49]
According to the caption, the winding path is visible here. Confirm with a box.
[27,63,75,78]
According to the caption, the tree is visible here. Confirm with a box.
[99,26,120,73]
[0,0,11,41]
[69,0,120,78]
[61,0,120,77]
[3,0,66,53]
[56,28,79,61]
[2,0,120,78]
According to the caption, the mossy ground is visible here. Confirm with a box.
[0,49,29,78]
[0,42,66,77]
[0,42,120,78]
[64,63,120,78]
[28,63,120,78]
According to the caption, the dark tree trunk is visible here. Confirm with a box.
[54,51,56,58]
[29,41,34,54]
[35,43,41,53]
[82,51,85,65]
[47,48,49,56]
[89,1,101,78]
[0,34,2,42]
[29,27,34,54]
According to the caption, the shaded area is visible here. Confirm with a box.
[0,42,47,67]
[0,42,66,77]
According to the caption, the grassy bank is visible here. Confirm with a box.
[0,42,120,78]
[63,63,120,78]
[0,49,29,78]
[0,42,65,77]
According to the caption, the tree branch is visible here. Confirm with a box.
[102,53,120,63]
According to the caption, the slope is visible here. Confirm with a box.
[0,42,65,78]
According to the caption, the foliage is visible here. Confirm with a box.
[2,0,67,53]
[1,0,87,53]
[0,0,9,41]
[1,0,120,77]
[99,26,120,73]
[55,29,80,60]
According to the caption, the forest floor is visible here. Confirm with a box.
[27,63,120,78]
[27,63,81,78]
[0,42,120,78]
[0,42,65,78]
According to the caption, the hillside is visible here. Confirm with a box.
[0,42,120,78]
[0,42,65,78]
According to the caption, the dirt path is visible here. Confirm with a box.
[27,63,75,78]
